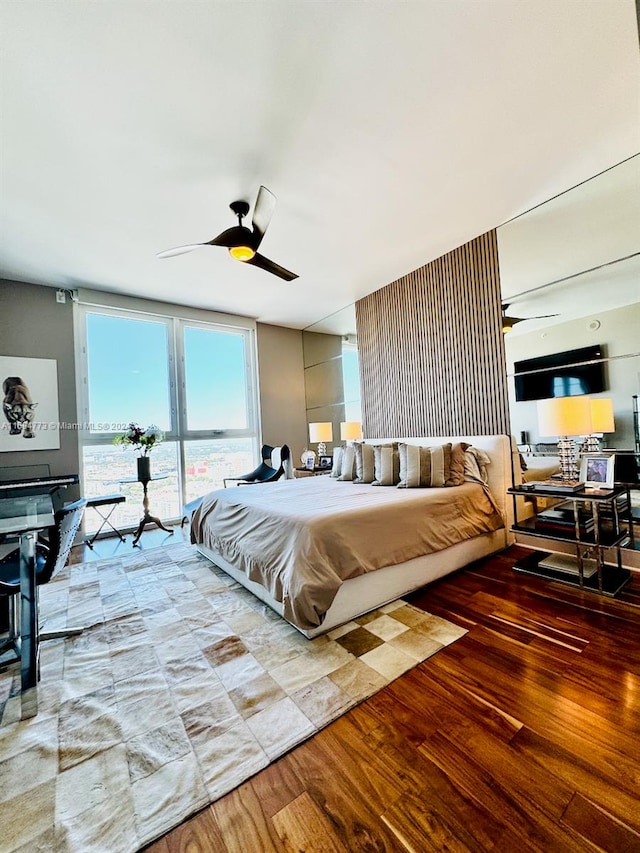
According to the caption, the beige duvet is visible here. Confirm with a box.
[190,476,503,631]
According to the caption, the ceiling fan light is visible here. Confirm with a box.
[229,245,255,262]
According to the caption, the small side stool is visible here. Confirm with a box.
[84,494,127,549]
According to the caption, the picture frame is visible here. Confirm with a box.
[579,453,615,488]
[0,356,60,452]
[318,455,333,470]
[304,455,316,470]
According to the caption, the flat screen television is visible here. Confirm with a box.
[514,344,606,402]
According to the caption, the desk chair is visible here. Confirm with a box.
[0,499,87,662]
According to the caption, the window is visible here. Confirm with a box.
[86,313,172,431]
[78,306,259,533]
[183,325,249,431]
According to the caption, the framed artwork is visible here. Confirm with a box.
[579,453,615,488]
[0,356,60,452]
[318,455,333,469]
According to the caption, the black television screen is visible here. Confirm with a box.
[514,345,606,402]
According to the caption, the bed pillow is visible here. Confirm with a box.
[464,446,491,484]
[353,442,376,484]
[372,443,400,486]
[397,442,452,488]
[337,445,356,481]
[330,447,344,478]
[445,442,471,487]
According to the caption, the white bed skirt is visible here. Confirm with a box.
[197,527,505,639]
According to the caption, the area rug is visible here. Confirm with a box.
[0,542,466,852]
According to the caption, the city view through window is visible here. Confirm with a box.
[80,308,259,535]
[82,439,255,533]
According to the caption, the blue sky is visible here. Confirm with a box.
[87,313,247,432]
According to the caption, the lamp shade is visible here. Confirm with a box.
[340,421,362,441]
[590,398,615,433]
[537,396,592,437]
[309,422,333,443]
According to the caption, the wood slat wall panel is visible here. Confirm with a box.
[355,230,509,438]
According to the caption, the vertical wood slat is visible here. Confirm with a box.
[355,230,509,438]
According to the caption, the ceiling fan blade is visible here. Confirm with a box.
[252,186,276,247]
[157,244,206,259]
[531,313,560,319]
[246,252,298,281]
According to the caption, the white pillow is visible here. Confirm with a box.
[337,445,356,481]
[331,447,344,478]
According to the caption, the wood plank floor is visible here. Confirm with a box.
[141,545,640,853]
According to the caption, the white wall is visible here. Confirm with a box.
[505,302,640,449]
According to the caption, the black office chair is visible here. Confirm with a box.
[0,498,87,662]
[223,444,291,487]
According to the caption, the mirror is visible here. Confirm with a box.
[302,304,360,457]
[497,155,640,451]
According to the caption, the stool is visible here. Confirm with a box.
[84,494,127,549]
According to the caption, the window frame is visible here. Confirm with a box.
[76,303,260,514]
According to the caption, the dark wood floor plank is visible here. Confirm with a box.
[512,726,640,835]
[157,806,227,853]
[209,782,283,853]
[248,756,306,819]
[561,792,640,853]
[272,792,350,853]
[419,729,599,853]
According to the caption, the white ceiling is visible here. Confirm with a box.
[1,1,638,330]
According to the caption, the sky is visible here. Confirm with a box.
[86,313,248,432]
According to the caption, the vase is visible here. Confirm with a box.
[137,456,151,482]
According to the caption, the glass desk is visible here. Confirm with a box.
[0,493,55,719]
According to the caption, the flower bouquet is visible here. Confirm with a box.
[114,423,164,456]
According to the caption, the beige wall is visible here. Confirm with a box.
[0,279,80,494]
[256,323,308,465]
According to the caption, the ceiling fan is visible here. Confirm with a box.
[157,186,298,281]
[501,302,559,334]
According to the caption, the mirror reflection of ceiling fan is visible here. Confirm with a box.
[501,302,559,334]
[157,186,298,281]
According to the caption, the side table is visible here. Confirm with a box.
[119,474,174,547]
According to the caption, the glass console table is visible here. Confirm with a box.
[508,483,632,597]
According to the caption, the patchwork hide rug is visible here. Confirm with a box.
[0,542,466,852]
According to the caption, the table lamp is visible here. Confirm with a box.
[308,422,333,458]
[340,421,362,444]
[537,396,592,481]
[581,398,615,453]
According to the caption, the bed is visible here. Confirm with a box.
[190,434,514,638]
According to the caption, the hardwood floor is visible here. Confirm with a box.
[139,545,640,853]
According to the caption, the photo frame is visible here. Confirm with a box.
[318,455,333,470]
[579,453,615,488]
[0,356,60,452]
